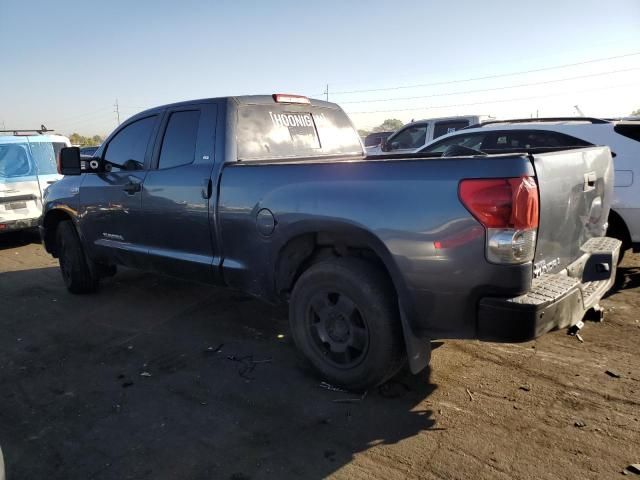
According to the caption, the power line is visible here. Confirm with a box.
[345,82,638,115]
[315,51,640,96]
[339,67,640,105]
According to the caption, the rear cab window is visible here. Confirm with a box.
[158,110,200,169]
[236,104,362,161]
[432,120,471,139]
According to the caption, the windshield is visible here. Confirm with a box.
[0,143,35,178]
[237,104,362,161]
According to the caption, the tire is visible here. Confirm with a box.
[56,220,99,294]
[289,257,405,390]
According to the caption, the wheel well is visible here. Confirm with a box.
[274,232,395,301]
[42,210,72,257]
[607,209,631,249]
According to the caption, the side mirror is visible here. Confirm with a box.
[58,147,82,175]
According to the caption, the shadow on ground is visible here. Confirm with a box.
[0,266,438,480]
[0,229,41,251]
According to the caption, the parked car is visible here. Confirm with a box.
[0,130,69,232]
[41,95,619,389]
[417,117,640,260]
[366,115,492,156]
[79,145,100,156]
[363,131,393,148]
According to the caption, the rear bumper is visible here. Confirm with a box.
[477,237,621,342]
[0,217,40,233]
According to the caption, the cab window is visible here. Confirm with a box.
[484,130,592,149]
[103,116,157,171]
[157,110,200,169]
[388,125,428,150]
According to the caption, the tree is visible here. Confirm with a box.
[373,118,403,133]
[68,132,104,146]
[357,129,370,138]
[631,108,640,116]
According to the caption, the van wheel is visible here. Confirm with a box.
[56,220,99,293]
[289,258,405,391]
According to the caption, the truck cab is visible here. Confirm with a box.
[365,115,492,156]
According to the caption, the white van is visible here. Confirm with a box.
[365,115,492,156]
[0,131,69,232]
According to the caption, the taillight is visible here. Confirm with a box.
[459,176,539,264]
[272,93,311,104]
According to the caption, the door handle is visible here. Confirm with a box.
[123,181,142,194]
[583,172,596,192]
[201,178,212,199]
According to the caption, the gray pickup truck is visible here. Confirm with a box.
[41,94,620,389]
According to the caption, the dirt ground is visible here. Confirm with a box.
[0,230,638,480]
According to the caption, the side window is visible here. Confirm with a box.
[158,110,200,169]
[422,133,487,153]
[103,116,157,171]
[432,120,471,139]
[29,142,58,175]
[388,125,428,150]
[491,130,592,149]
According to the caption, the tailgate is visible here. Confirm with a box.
[531,146,613,274]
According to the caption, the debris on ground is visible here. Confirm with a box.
[319,382,348,393]
[567,320,585,336]
[605,369,622,378]
[203,343,224,355]
[139,371,152,377]
[519,385,531,392]
[574,420,586,428]
[576,333,584,343]
[332,391,368,404]
[226,354,272,380]
[466,388,474,401]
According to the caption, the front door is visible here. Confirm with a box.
[79,114,161,268]
[140,103,218,282]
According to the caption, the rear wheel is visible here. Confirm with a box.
[56,220,99,294]
[289,257,405,390]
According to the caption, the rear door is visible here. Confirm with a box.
[531,146,613,273]
[0,139,41,226]
[140,103,218,282]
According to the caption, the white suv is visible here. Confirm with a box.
[0,130,69,233]
[418,117,640,259]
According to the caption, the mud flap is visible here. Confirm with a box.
[400,302,431,374]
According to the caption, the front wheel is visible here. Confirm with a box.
[56,220,99,294]
[289,258,405,390]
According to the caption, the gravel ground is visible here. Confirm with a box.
[0,230,638,479]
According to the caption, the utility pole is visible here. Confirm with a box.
[324,84,329,101]
[114,99,120,125]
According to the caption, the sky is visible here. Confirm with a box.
[1,0,639,136]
